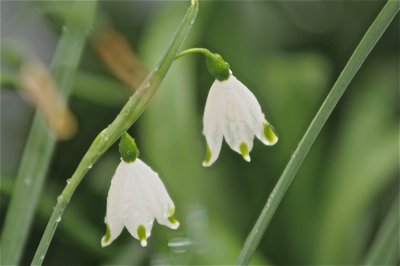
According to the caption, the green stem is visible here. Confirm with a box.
[31,1,198,265]
[0,2,97,265]
[236,1,399,265]
[363,195,399,265]
[0,178,108,259]
[175,47,213,59]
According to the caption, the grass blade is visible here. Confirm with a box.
[364,195,399,265]
[0,2,97,264]
[236,1,399,264]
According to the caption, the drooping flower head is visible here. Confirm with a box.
[201,52,278,166]
[102,133,179,247]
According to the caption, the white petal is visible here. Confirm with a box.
[103,159,178,248]
[227,76,278,146]
[123,161,155,242]
[201,74,277,165]
[256,119,279,146]
[202,80,225,166]
[134,159,179,229]
[220,76,259,158]
[102,161,131,247]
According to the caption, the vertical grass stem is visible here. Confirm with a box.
[1,2,97,264]
[236,1,399,264]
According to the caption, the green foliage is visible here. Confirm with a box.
[1,1,398,265]
[0,2,97,265]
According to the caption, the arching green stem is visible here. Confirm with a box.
[176,47,230,81]
[31,0,198,264]
[175,47,214,59]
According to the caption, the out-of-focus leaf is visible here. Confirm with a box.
[72,72,129,107]
[363,195,399,265]
[313,57,398,264]
[257,52,332,264]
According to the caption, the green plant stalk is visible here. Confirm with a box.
[0,2,97,265]
[236,1,399,265]
[31,1,198,265]
[363,195,399,265]
[175,47,214,59]
[0,178,108,259]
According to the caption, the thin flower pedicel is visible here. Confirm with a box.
[102,133,179,247]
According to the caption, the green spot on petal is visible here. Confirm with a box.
[203,144,211,165]
[137,225,147,243]
[168,216,179,225]
[239,142,250,161]
[101,224,111,246]
[263,124,278,145]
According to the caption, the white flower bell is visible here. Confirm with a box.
[202,73,278,167]
[102,133,179,247]
[175,48,278,166]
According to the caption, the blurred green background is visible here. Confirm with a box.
[1,1,398,265]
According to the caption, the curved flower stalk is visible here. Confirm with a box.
[203,72,278,166]
[176,48,278,166]
[32,1,198,263]
[102,133,179,247]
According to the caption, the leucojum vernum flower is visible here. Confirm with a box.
[102,48,277,247]
[202,68,278,166]
[102,133,179,247]
[175,48,278,166]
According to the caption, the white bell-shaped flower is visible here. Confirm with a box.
[101,158,179,247]
[203,73,278,166]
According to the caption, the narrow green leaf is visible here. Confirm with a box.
[0,2,97,265]
[236,1,399,264]
[363,196,399,265]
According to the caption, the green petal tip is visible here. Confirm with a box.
[240,142,251,162]
[263,123,278,145]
